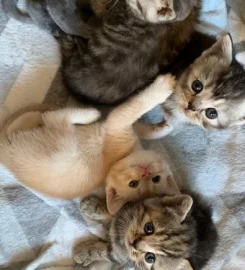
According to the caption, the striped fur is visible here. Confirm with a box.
[75,193,218,269]
[135,32,245,140]
[60,0,200,104]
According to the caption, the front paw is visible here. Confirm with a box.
[152,74,176,103]
[74,247,93,266]
[80,196,101,212]
[74,241,107,266]
[80,196,108,220]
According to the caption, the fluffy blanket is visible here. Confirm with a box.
[0,1,245,269]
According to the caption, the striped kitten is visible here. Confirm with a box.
[2,0,200,105]
[75,193,218,270]
[59,0,200,105]
[135,33,245,139]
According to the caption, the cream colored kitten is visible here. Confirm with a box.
[0,75,178,213]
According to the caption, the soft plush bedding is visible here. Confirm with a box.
[0,1,244,269]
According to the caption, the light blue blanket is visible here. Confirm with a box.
[0,1,244,269]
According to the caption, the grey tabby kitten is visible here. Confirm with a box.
[75,193,218,270]
[59,0,200,105]
[2,0,200,105]
[1,0,92,37]
[135,33,245,139]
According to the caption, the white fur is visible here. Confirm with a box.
[127,0,176,23]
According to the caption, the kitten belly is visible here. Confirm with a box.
[0,131,105,199]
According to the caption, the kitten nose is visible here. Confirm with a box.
[132,239,137,249]
[187,102,196,111]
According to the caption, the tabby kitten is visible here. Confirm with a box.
[59,0,200,104]
[75,193,218,270]
[135,33,245,139]
[0,75,178,212]
[2,0,200,105]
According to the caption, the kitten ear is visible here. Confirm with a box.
[220,34,233,65]
[161,194,193,222]
[6,111,43,135]
[165,175,181,195]
[203,34,233,65]
[106,187,127,214]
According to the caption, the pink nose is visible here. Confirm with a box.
[141,167,151,177]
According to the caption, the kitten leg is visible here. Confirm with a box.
[81,196,111,240]
[42,107,101,126]
[2,0,32,23]
[27,0,60,36]
[46,0,93,38]
[74,240,111,266]
[6,111,43,135]
[133,120,174,139]
[6,107,100,133]
[106,74,176,131]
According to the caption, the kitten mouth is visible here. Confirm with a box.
[157,7,172,16]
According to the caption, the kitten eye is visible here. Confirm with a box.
[205,108,218,119]
[152,175,161,183]
[144,222,155,235]
[129,180,139,188]
[192,80,203,93]
[145,252,156,264]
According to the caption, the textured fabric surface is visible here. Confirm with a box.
[0,1,245,269]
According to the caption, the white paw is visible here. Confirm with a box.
[152,74,176,103]
[83,108,101,123]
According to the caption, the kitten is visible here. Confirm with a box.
[3,0,200,105]
[1,0,93,37]
[135,33,245,139]
[59,0,200,105]
[0,75,178,213]
[75,192,218,270]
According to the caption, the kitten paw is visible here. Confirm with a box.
[80,196,108,219]
[134,120,173,139]
[151,74,176,103]
[74,248,93,266]
[83,108,101,123]
[74,241,107,266]
[80,196,100,212]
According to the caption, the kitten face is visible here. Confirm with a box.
[127,0,198,23]
[106,150,180,214]
[173,34,245,129]
[114,195,194,269]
